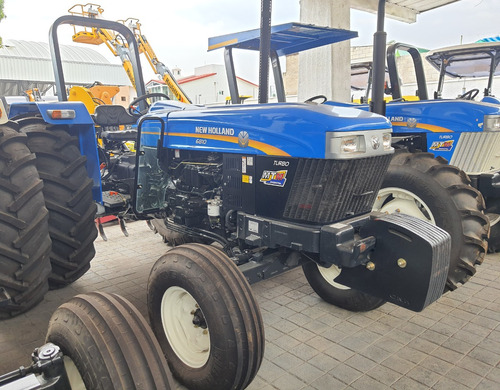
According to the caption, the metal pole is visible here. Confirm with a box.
[371,0,387,115]
[224,47,241,104]
[258,0,272,103]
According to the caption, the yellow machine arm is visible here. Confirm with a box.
[68,4,190,103]
[120,18,191,104]
[69,4,138,88]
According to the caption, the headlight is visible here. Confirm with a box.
[484,115,500,131]
[326,130,393,159]
[341,135,364,153]
[383,132,392,150]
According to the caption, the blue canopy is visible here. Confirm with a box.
[477,36,500,43]
[208,22,358,56]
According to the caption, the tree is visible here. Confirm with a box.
[0,0,5,47]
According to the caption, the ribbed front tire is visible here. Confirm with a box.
[46,292,175,389]
[148,243,265,390]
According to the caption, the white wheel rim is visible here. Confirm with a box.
[317,264,350,290]
[64,356,86,390]
[373,187,436,224]
[161,286,210,368]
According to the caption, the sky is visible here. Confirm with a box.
[0,0,498,84]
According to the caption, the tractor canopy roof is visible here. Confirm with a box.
[426,42,500,78]
[208,22,357,56]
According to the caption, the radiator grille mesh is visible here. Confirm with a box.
[450,132,500,173]
[283,155,392,224]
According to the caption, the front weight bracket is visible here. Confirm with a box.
[336,213,450,312]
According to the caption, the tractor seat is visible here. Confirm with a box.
[93,105,137,127]
[100,129,138,142]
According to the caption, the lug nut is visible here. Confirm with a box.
[397,258,407,268]
[366,261,376,271]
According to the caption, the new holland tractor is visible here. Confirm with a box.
[0,8,476,390]
[209,23,490,298]
[425,41,500,104]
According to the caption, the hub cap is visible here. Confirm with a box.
[64,357,86,390]
[317,264,350,290]
[373,187,435,224]
[161,286,210,368]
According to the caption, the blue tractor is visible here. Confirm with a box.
[1,9,459,390]
[425,41,500,105]
[210,23,489,298]
[0,15,148,321]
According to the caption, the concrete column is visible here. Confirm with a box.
[298,0,351,102]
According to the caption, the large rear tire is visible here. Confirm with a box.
[18,118,98,288]
[374,152,489,291]
[148,243,265,390]
[46,292,175,390]
[0,122,52,318]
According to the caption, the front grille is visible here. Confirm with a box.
[450,131,500,173]
[283,155,392,224]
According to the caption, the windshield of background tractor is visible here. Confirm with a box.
[426,42,500,98]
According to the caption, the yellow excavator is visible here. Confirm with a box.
[68,3,191,107]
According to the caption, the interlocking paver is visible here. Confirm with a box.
[1,220,500,390]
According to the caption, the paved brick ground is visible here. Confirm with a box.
[1,220,500,389]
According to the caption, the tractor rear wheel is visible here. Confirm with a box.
[148,243,265,390]
[46,292,175,390]
[0,122,52,318]
[374,152,489,291]
[19,118,98,288]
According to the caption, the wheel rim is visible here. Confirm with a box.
[373,187,436,224]
[64,356,86,390]
[317,264,350,290]
[161,286,210,368]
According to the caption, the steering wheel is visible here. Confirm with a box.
[128,93,170,118]
[304,95,327,104]
[458,88,479,100]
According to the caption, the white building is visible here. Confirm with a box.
[146,64,258,105]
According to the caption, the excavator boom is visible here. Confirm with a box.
[68,4,190,103]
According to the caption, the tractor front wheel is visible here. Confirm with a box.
[46,292,175,390]
[148,243,264,390]
[302,262,386,312]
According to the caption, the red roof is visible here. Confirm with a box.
[236,76,258,88]
[146,73,258,88]
[178,73,217,84]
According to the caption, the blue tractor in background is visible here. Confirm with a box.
[380,42,500,253]
[425,41,500,105]
[0,9,458,390]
